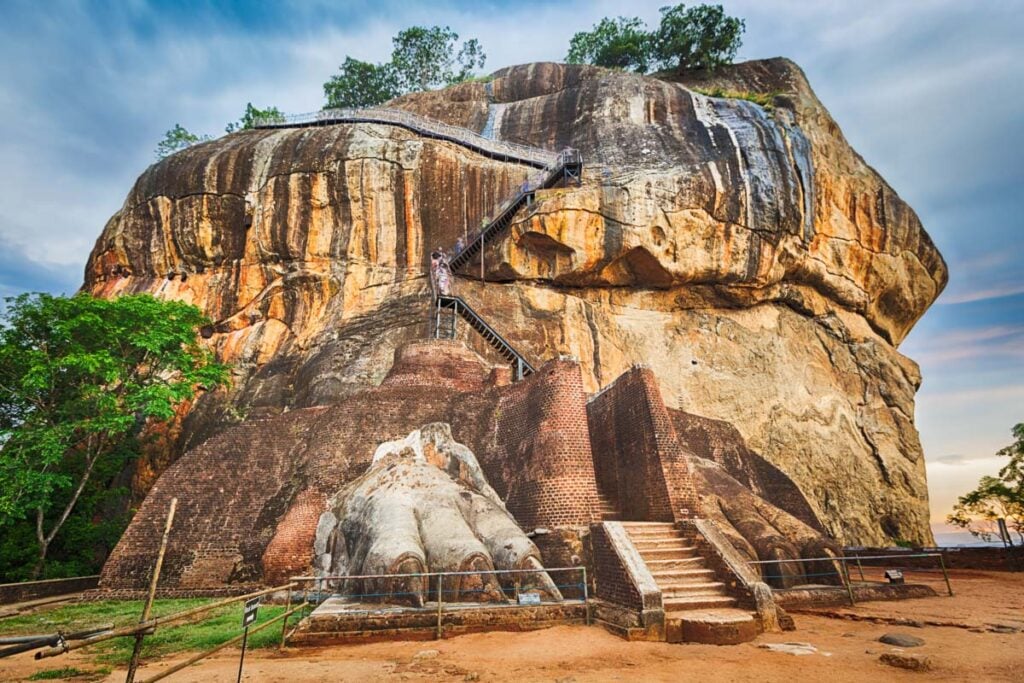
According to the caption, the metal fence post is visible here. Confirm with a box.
[582,567,590,626]
[436,574,444,640]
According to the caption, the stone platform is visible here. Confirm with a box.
[288,597,588,644]
[665,608,760,645]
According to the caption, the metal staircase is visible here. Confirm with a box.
[257,107,583,383]
[434,296,535,380]
[449,148,582,273]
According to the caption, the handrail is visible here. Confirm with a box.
[254,107,558,168]
[450,148,581,271]
[437,295,535,377]
[294,566,581,582]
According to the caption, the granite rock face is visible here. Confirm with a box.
[84,58,945,546]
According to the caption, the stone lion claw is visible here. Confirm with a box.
[314,423,563,606]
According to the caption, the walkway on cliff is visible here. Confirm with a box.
[255,107,583,380]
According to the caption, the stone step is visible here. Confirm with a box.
[644,557,705,571]
[663,595,737,611]
[620,523,676,536]
[632,538,692,550]
[660,582,729,598]
[650,568,716,582]
[637,547,699,561]
[665,608,760,645]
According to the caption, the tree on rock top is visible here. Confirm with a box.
[0,293,230,579]
[225,103,285,133]
[566,17,652,74]
[565,4,745,75]
[324,58,402,109]
[155,124,210,159]
[653,4,746,73]
[324,25,486,109]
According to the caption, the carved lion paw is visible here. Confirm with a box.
[314,423,562,606]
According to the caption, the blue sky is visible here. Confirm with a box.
[1,0,1021,531]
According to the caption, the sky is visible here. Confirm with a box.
[1,0,1021,537]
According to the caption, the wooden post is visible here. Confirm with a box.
[279,587,292,650]
[939,554,954,596]
[841,560,856,606]
[125,497,177,683]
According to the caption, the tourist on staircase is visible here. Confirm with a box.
[430,247,454,298]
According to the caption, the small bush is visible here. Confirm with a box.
[692,86,778,110]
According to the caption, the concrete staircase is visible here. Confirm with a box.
[621,522,760,644]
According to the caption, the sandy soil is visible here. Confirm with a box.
[4,569,1022,682]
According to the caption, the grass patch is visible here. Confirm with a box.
[0,598,290,667]
[29,668,90,680]
[692,86,780,111]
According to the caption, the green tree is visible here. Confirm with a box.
[225,103,285,133]
[323,26,486,108]
[390,25,486,92]
[324,57,401,109]
[652,4,745,73]
[566,16,653,73]
[0,293,229,577]
[947,423,1024,545]
[155,124,211,160]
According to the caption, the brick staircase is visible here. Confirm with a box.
[595,490,620,521]
[621,522,736,611]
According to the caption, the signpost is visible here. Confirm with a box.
[237,598,259,682]
[517,592,541,606]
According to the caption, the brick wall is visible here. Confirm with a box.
[589,524,644,611]
[101,343,606,589]
[0,576,99,606]
[586,367,700,522]
[481,360,604,529]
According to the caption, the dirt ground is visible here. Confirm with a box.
[4,569,1023,682]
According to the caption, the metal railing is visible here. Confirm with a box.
[748,553,954,605]
[292,565,589,638]
[254,107,558,167]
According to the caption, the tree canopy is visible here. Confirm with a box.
[947,422,1024,545]
[323,25,486,109]
[225,103,285,133]
[566,17,652,73]
[155,124,210,159]
[324,58,401,109]
[564,4,745,75]
[0,293,229,578]
[653,4,745,73]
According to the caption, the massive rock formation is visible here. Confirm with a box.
[85,58,946,546]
